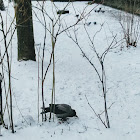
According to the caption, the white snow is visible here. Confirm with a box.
[0,1,140,140]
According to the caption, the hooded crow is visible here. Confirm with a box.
[41,104,77,120]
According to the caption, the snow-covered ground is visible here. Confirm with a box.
[0,1,140,140]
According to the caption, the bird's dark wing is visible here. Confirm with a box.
[57,104,72,112]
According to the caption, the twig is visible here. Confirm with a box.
[85,95,107,128]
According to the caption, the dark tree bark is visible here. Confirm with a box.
[0,0,5,11]
[14,0,36,61]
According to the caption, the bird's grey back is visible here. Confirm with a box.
[57,104,72,112]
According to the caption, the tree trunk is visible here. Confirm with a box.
[14,0,36,61]
[0,0,5,11]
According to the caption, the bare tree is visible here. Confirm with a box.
[66,23,122,128]
[118,1,140,48]
[0,11,16,133]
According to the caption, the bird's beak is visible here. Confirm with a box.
[75,115,78,118]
